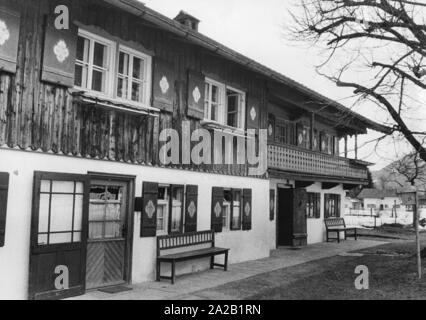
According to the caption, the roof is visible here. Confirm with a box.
[358,189,398,199]
[103,0,391,134]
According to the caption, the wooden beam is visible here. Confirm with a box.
[344,136,348,158]
[295,180,315,188]
[310,112,315,150]
[322,182,340,190]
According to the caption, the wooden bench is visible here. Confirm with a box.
[324,218,358,243]
[156,230,229,284]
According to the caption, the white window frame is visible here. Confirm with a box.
[74,29,153,111]
[116,44,152,109]
[204,78,226,124]
[204,78,246,130]
[156,185,169,236]
[225,86,246,130]
[75,29,116,98]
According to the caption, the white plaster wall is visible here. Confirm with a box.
[0,148,270,300]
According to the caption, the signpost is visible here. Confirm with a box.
[398,190,422,279]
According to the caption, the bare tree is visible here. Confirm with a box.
[288,0,426,162]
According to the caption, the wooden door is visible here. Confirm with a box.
[277,188,307,247]
[86,180,129,289]
[29,172,90,300]
[277,188,293,246]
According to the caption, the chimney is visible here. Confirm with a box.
[174,10,200,32]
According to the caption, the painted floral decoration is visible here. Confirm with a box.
[0,20,10,46]
[214,202,222,218]
[159,76,170,94]
[250,107,257,121]
[192,86,201,103]
[188,201,196,218]
[53,40,70,63]
[244,202,251,217]
[145,200,156,219]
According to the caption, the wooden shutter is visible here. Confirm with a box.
[211,187,223,233]
[153,57,175,113]
[242,189,252,231]
[184,185,198,233]
[141,182,158,237]
[270,189,275,221]
[41,15,78,87]
[247,94,260,130]
[187,69,205,119]
[0,7,20,74]
[0,172,9,247]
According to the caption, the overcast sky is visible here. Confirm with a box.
[143,0,426,170]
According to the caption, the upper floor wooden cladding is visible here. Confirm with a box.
[0,0,268,177]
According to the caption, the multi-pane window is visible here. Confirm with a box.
[116,47,149,103]
[37,180,84,245]
[204,79,246,130]
[223,190,232,231]
[170,187,184,233]
[74,29,152,108]
[75,32,113,95]
[88,184,125,240]
[306,193,321,219]
[204,80,224,123]
[156,185,184,234]
[275,119,296,145]
[156,186,169,235]
[324,194,341,218]
[222,189,243,231]
[231,190,242,230]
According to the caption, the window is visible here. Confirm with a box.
[75,31,114,95]
[324,194,341,218]
[88,184,125,240]
[75,29,152,108]
[204,79,246,129]
[222,189,243,231]
[155,185,184,234]
[223,189,232,231]
[156,186,169,235]
[170,186,184,233]
[37,179,85,245]
[116,46,150,104]
[231,190,242,230]
[275,119,296,145]
[306,193,321,219]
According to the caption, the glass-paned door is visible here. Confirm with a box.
[86,180,129,289]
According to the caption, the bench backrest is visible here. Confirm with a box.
[157,230,215,257]
[324,217,346,228]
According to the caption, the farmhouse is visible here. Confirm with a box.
[0,0,386,299]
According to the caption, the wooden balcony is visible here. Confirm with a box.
[268,143,369,183]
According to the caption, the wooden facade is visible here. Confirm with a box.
[0,0,372,182]
[0,0,267,178]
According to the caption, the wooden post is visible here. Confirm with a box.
[415,192,422,279]
[310,113,315,150]
[344,136,348,158]
[354,134,358,160]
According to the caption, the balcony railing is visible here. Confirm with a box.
[268,143,368,181]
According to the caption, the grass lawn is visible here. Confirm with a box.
[192,237,426,300]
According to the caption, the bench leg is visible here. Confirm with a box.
[156,261,161,282]
[326,231,329,243]
[337,231,340,243]
[210,256,215,270]
[224,252,228,272]
[355,229,358,241]
[171,261,176,285]
[344,230,347,241]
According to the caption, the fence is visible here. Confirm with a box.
[344,208,426,229]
